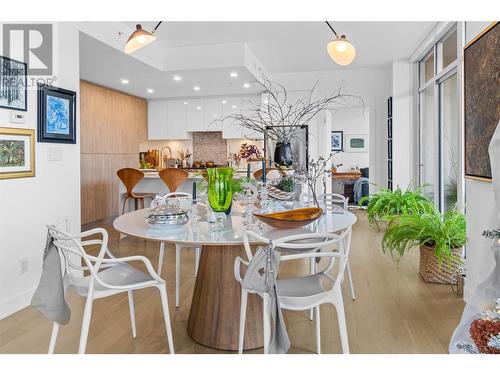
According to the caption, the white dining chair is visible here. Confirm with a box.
[321,192,349,213]
[47,222,174,354]
[157,192,201,307]
[235,229,352,354]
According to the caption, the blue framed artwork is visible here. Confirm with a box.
[37,83,76,144]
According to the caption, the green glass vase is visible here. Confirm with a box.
[207,167,234,213]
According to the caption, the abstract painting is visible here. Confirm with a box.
[37,83,76,143]
[331,131,343,151]
[345,134,369,153]
[464,22,499,181]
[0,127,35,180]
[0,56,27,111]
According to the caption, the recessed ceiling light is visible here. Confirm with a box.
[243,83,251,88]
[147,88,154,93]
[120,78,129,84]
[173,75,182,82]
[196,106,202,110]
[222,100,227,104]
[231,105,237,109]
[193,86,201,91]
[183,101,188,105]
[230,71,238,78]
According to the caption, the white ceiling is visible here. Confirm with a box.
[80,21,437,99]
[126,21,437,72]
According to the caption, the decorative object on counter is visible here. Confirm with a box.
[228,152,242,168]
[345,134,368,153]
[0,127,35,180]
[144,149,160,169]
[222,74,361,166]
[253,207,322,229]
[331,131,344,152]
[382,202,466,284]
[37,83,77,144]
[207,167,234,213]
[205,161,216,168]
[294,152,339,208]
[0,55,27,111]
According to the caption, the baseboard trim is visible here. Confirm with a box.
[0,288,36,320]
[82,215,117,231]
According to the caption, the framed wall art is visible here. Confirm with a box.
[0,56,27,111]
[37,83,77,144]
[0,127,35,180]
[464,22,499,181]
[331,130,343,151]
[345,134,369,153]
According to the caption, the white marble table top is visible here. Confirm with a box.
[113,200,358,246]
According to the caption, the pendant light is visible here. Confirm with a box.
[325,21,355,66]
[124,22,162,54]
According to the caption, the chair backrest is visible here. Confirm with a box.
[159,168,189,192]
[321,193,348,213]
[117,168,145,197]
[243,229,352,289]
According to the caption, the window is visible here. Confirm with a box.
[418,24,460,212]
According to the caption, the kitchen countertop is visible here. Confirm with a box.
[139,169,249,179]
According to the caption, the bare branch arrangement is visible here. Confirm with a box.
[293,151,341,207]
[221,74,363,143]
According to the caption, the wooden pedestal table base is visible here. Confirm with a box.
[187,244,263,351]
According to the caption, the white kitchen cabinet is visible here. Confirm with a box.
[147,100,168,140]
[203,98,223,131]
[167,100,188,139]
[241,95,263,140]
[222,97,244,139]
[186,99,204,132]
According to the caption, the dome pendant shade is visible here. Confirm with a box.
[327,35,356,66]
[124,24,156,54]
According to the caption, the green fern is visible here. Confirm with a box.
[360,183,431,224]
[381,204,466,263]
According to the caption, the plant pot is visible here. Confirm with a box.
[419,245,462,284]
[274,142,293,167]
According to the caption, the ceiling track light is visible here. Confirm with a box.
[325,21,355,66]
[124,21,163,54]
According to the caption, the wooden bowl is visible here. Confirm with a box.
[252,207,322,229]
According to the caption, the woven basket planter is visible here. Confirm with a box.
[419,245,462,284]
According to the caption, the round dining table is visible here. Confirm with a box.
[113,201,357,351]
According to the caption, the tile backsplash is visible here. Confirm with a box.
[192,131,227,165]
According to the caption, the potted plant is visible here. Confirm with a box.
[381,203,466,284]
[359,184,431,229]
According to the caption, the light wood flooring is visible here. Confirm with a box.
[0,211,464,354]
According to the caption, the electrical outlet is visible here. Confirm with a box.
[19,258,28,275]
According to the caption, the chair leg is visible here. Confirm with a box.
[334,296,350,354]
[158,286,175,354]
[309,258,315,321]
[238,289,248,354]
[262,293,271,354]
[78,294,94,354]
[194,247,201,276]
[175,244,181,307]
[121,197,129,215]
[158,242,165,277]
[315,306,321,354]
[48,322,60,354]
[346,260,356,300]
[128,291,137,338]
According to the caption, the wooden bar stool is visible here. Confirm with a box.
[117,168,156,215]
[158,168,188,193]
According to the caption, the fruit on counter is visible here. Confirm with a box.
[205,161,215,168]
[192,160,202,168]
[140,160,154,169]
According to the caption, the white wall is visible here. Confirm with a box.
[328,107,370,171]
[463,21,496,302]
[392,60,413,189]
[0,23,81,319]
[270,67,391,190]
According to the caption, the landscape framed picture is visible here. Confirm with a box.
[0,56,27,111]
[37,83,77,143]
[0,127,35,180]
[331,130,343,151]
[345,134,369,153]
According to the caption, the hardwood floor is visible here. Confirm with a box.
[0,211,465,354]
